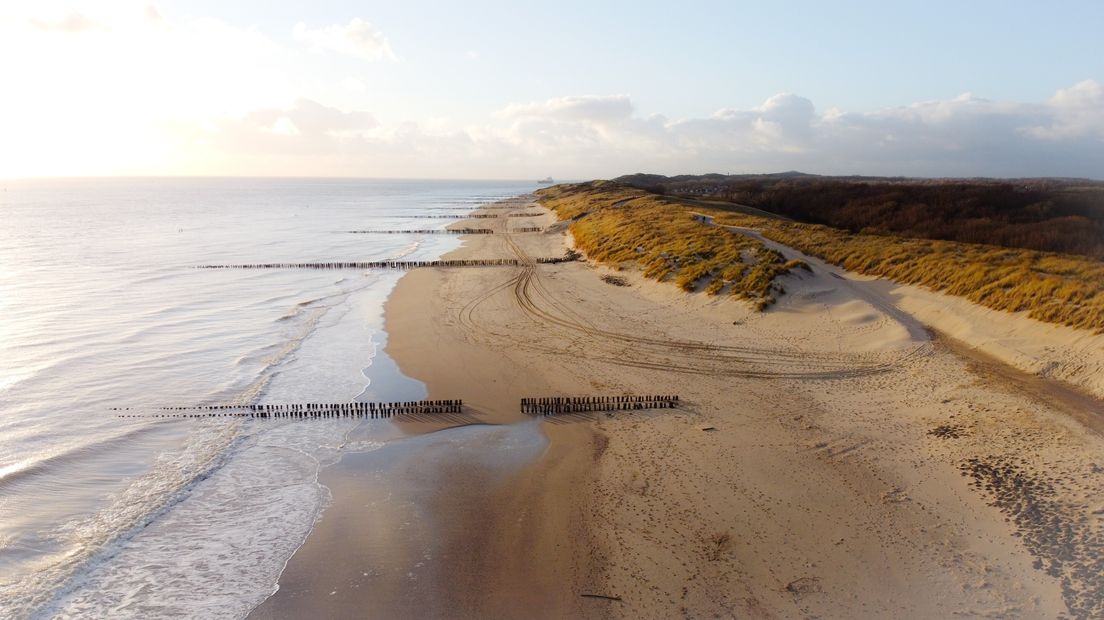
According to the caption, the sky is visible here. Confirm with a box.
[1,0,1102,179]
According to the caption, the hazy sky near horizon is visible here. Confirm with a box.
[1,0,1102,179]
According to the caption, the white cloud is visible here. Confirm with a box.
[669,93,817,153]
[499,95,633,124]
[159,82,1104,179]
[1026,79,1104,140]
[180,99,378,157]
[342,77,367,93]
[29,12,109,33]
[268,116,300,136]
[293,18,394,62]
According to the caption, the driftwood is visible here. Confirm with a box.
[580,593,622,602]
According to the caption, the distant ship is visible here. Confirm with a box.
[537,177,554,184]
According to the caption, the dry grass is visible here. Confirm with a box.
[538,182,804,309]
[715,216,1104,332]
[601,274,629,287]
[538,181,1104,332]
[707,531,733,561]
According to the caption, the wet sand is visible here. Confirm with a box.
[253,195,1103,618]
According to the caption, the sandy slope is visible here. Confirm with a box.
[379,196,1103,618]
[718,219,1104,401]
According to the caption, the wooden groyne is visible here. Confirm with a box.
[507,213,543,218]
[347,229,494,235]
[113,399,462,419]
[198,259,523,270]
[511,227,543,233]
[386,214,500,219]
[198,256,577,270]
[521,395,679,416]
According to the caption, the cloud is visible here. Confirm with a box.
[164,81,1104,179]
[1026,79,1104,140]
[342,77,368,93]
[485,84,1104,178]
[186,99,378,157]
[293,18,394,62]
[29,12,109,33]
[668,93,817,153]
[499,95,634,124]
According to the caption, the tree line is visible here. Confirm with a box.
[617,173,1104,259]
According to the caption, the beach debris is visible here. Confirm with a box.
[708,531,733,560]
[521,395,678,416]
[113,399,462,419]
[580,593,622,602]
[928,424,967,439]
[700,426,717,432]
[347,228,494,235]
[784,577,821,596]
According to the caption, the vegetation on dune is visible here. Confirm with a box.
[600,274,629,287]
[617,173,1104,260]
[537,182,806,310]
[733,217,1104,332]
[538,181,1104,332]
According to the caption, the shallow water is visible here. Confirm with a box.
[0,177,535,618]
[249,419,549,619]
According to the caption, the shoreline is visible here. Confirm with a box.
[250,195,605,618]
[255,192,1103,618]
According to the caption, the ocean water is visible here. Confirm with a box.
[0,178,536,618]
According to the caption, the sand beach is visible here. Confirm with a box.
[255,194,1104,619]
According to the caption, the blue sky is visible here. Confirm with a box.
[1,0,1102,178]
[168,0,1104,115]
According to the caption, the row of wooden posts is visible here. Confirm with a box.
[198,256,574,270]
[521,395,679,415]
[347,229,495,235]
[347,228,545,235]
[388,214,500,219]
[113,395,679,420]
[114,400,462,418]
[379,211,540,219]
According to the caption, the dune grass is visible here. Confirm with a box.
[537,182,805,310]
[537,181,1104,332]
[733,217,1104,332]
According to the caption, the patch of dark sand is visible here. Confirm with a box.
[249,421,548,620]
[960,456,1104,618]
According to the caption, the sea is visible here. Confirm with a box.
[0,178,538,618]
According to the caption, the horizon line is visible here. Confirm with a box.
[3,172,1103,183]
